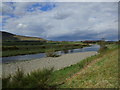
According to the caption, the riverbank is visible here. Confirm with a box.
[3,51,97,77]
[2,45,100,63]
[61,44,119,88]
[2,41,88,57]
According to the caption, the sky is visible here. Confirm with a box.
[1,2,118,41]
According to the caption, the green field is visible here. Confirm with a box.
[2,41,88,57]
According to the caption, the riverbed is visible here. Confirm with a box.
[2,45,100,77]
[2,45,100,63]
[3,51,98,77]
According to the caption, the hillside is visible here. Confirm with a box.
[0,31,46,41]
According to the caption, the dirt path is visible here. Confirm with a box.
[2,51,97,77]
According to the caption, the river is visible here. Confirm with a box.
[1,44,100,63]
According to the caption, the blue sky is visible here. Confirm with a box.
[1,2,118,41]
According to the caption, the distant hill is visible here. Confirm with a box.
[0,31,46,42]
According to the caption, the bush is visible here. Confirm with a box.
[45,48,55,57]
[98,39,108,53]
[2,68,54,88]
[63,49,69,54]
[45,48,60,57]
[98,46,108,53]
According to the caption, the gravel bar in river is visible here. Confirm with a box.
[2,51,98,77]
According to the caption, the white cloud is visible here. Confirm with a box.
[2,2,118,40]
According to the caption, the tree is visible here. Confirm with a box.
[98,38,107,53]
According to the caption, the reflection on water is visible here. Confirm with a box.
[2,45,100,63]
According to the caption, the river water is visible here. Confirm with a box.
[1,45,100,63]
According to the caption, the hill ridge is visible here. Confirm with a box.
[0,31,46,41]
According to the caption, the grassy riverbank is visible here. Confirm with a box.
[2,41,88,57]
[2,44,119,88]
[60,44,119,88]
